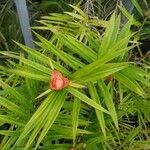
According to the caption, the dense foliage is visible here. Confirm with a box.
[0,0,150,149]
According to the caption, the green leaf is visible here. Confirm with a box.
[41,13,70,22]
[69,5,88,20]
[14,92,57,146]
[117,18,133,46]
[7,68,50,82]
[0,80,30,108]
[114,71,145,97]
[0,130,16,136]
[55,34,97,62]
[72,98,81,145]
[34,32,84,69]
[65,12,85,20]
[98,13,121,56]
[1,136,19,149]
[51,124,93,136]
[98,80,118,129]
[88,19,108,27]
[72,63,129,83]
[121,66,150,87]
[35,89,52,99]
[129,66,150,79]
[0,96,26,117]
[118,5,141,26]
[123,126,141,146]
[0,51,51,75]
[14,90,67,149]
[26,78,40,100]
[14,41,70,76]
[100,45,135,64]
[67,87,109,114]
[131,0,144,17]
[34,91,67,149]
[0,115,24,127]
[88,83,106,135]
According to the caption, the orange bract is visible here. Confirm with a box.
[50,70,70,90]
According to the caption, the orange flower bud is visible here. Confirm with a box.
[69,148,76,150]
[107,75,113,82]
[50,70,69,90]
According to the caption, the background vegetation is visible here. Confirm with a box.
[0,0,150,149]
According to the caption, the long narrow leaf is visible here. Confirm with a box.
[72,63,129,83]
[0,96,26,117]
[34,90,67,149]
[14,41,70,76]
[0,80,30,108]
[67,87,109,114]
[114,72,145,97]
[72,98,81,145]
[88,83,106,135]
[98,80,118,129]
